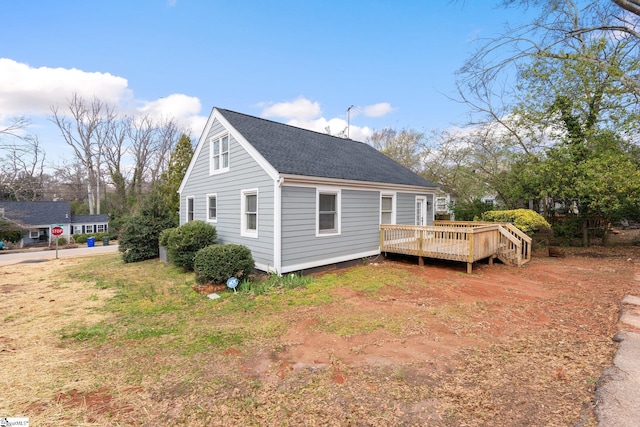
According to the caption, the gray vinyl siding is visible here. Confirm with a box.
[180,119,274,268]
[396,192,434,225]
[281,186,380,270]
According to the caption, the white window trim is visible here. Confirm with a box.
[186,196,195,222]
[241,188,258,238]
[209,133,230,175]
[29,230,39,239]
[316,188,341,237]
[380,192,396,225]
[206,193,218,223]
[415,195,427,226]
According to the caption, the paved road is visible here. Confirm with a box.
[0,244,120,267]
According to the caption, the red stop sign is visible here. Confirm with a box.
[51,226,64,236]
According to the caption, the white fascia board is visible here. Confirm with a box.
[177,106,217,195]
[279,174,438,194]
[214,111,280,182]
[177,108,280,194]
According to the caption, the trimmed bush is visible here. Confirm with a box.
[194,244,254,285]
[56,237,67,245]
[71,232,109,244]
[164,221,217,271]
[480,209,551,236]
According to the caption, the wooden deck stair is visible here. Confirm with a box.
[380,221,531,273]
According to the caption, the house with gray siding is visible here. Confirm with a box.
[178,108,439,274]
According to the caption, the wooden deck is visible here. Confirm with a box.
[380,221,531,273]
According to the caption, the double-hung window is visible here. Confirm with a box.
[241,189,258,237]
[381,194,395,224]
[186,197,195,222]
[207,194,217,222]
[210,134,230,174]
[317,189,340,236]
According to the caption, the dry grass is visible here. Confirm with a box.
[1,247,639,426]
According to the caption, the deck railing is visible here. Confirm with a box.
[381,221,531,273]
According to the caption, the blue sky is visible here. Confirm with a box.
[1,1,533,160]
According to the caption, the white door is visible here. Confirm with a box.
[415,196,427,226]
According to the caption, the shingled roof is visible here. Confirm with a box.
[0,201,71,226]
[217,108,438,188]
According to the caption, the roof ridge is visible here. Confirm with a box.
[216,107,367,145]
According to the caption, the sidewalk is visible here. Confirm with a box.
[595,295,640,426]
[0,243,119,267]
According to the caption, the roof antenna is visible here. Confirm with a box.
[347,105,357,139]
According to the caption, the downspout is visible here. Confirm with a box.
[273,176,284,275]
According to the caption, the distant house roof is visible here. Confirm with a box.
[71,214,109,224]
[0,201,71,226]
[0,201,108,227]
[217,108,438,188]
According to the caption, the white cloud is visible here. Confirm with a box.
[0,58,209,140]
[363,102,394,117]
[261,96,322,121]
[0,58,131,116]
[138,93,205,133]
[260,96,382,142]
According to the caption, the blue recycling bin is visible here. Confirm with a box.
[87,237,95,247]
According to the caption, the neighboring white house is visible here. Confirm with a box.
[0,201,108,247]
[178,108,440,274]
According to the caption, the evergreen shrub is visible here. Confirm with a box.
[163,220,217,271]
[194,244,254,285]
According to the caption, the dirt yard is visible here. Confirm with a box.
[1,241,640,426]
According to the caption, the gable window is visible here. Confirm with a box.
[187,197,195,222]
[317,189,340,236]
[210,134,230,174]
[207,194,217,222]
[381,194,395,225]
[241,189,258,237]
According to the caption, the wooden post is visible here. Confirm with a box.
[467,262,473,274]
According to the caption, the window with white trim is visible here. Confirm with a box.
[187,197,194,222]
[207,194,217,222]
[97,224,106,233]
[317,190,340,235]
[435,197,447,212]
[381,194,395,225]
[210,134,230,174]
[241,189,258,237]
[29,230,39,239]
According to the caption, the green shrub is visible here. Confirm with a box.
[451,198,495,221]
[118,190,177,263]
[72,232,109,244]
[164,221,217,271]
[194,244,254,285]
[56,237,67,245]
[480,209,551,236]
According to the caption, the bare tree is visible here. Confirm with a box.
[0,135,48,201]
[51,94,114,214]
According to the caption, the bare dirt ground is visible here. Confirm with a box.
[2,234,640,426]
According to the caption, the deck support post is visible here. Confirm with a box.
[467,262,473,274]
[489,255,494,266]
[419,256,424,266]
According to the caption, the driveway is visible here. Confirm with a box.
[0,244,120,267]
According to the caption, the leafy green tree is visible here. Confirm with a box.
[158,134,193,222]
[118,187,177,263]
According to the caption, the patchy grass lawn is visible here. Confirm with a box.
[1,247,639,426]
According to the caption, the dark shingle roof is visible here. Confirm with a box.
[217,108,438,188]
[71,214,108,224]
[0,201,71,226]
[0,201,109,227]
